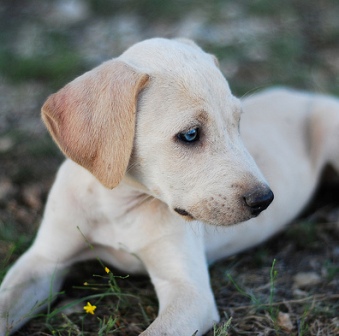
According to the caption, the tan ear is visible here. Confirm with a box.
[41,60,149,189]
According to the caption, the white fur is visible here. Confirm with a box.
[1,38,339,335]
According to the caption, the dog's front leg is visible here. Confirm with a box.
[0,163,93,335]
[138,224,219,336]
[0,247,67,334]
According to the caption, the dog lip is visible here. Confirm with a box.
[174,208,194,219]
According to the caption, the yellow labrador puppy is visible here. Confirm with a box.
[1,38,338,335]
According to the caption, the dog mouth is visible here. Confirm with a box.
[174,208,195,220]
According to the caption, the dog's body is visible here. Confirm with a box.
[1,38,339,335]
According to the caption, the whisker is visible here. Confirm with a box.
[240,85,271,100]
[126,162,139,174]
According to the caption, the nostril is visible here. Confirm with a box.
[243,188,274,216]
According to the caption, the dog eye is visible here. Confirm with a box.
[177,128,200,143]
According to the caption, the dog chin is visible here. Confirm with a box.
[174,207,256,226]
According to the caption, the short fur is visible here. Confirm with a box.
[1,38,339,335]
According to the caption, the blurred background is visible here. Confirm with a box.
[2,0,339,229]
[0,0,338,334]
[1,0,339,135]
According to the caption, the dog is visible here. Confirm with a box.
[1,37,339,335]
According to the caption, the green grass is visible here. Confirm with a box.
[0,131,62,184]
[212,218,339,335]
[0,50,87,88]
[325,260,339,281]
[0,221,33,283]
[225,259,280,320]
[213,317,232,336]
[3,259,153,335]
[224,260,303,334]
[88,0,202,21]
[1,0,339,96]
[0,0,338,334]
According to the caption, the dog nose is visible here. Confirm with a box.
[243,187,274,216]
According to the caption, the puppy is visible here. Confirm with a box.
[1,38,339,335]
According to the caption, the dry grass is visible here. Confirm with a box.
[0,0,338,335]
[1,181,338,335]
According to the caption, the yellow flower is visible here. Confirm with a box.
[83,302,97,315]
[105,267,110,274]
[83,282,88,286]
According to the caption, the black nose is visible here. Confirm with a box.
[243,187,274,216]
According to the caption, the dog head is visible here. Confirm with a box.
[42,38,273,226]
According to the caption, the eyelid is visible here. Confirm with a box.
[179,124,201,134]
[176,126,201,145]
[179,127,199,138]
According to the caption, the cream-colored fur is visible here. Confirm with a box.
[1,38,339,335]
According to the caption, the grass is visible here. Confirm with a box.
[88,0,202,21]
[0,0,338,335]
[225,259,279,323]
[210,213,339,335]
[1,0,339,95]
[0,220,33,283]
[2,213,336,335]
[0,50,86,88]
[44,267,128,334]
[0,132,62,184]
[213,317,232,336]
[1,259,153,334]
[218,257,338,335]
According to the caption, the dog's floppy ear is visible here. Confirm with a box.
[41,60,149,189]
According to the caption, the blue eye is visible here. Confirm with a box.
[177,128,200,143]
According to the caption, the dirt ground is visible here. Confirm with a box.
[0,1,338,335]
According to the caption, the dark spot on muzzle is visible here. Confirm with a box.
[243,187,274,217]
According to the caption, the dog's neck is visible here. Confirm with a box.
[123,172,150,195]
